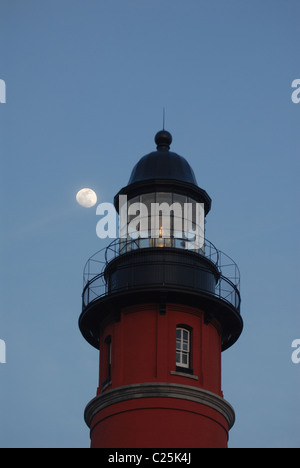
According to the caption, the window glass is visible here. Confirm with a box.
[140,193,154,237]
[140,193,154,211]
[128,195,139,211]
[176,327,191,369]
[120,192,204,253]
[156,192,173,204]
[173,194,187,206]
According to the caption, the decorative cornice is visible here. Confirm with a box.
[84,382,235,429]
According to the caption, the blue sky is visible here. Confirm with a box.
[0,0,299,448]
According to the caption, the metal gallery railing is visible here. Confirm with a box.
[82,236,241,313]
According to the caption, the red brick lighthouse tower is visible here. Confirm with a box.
[79,130,243,448]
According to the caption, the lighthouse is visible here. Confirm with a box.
[79,130,243,448]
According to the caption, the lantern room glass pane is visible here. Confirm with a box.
[156,192,173,204]
[121,192,204,254]
[173,194,187,206]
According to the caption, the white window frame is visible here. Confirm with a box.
[176,327,191,368]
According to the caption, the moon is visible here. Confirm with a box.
[76,188,97,208]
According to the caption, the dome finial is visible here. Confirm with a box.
[155,129,172,151]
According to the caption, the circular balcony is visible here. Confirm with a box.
[79,236,242,351]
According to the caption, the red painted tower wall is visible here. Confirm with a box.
[85,303,234,448]
[98,304,221,395]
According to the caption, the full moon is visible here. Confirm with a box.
[76,188,97,208]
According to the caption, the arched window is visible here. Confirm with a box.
[176,327,191,369]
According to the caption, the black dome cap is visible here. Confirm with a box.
[128,130,198,185]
